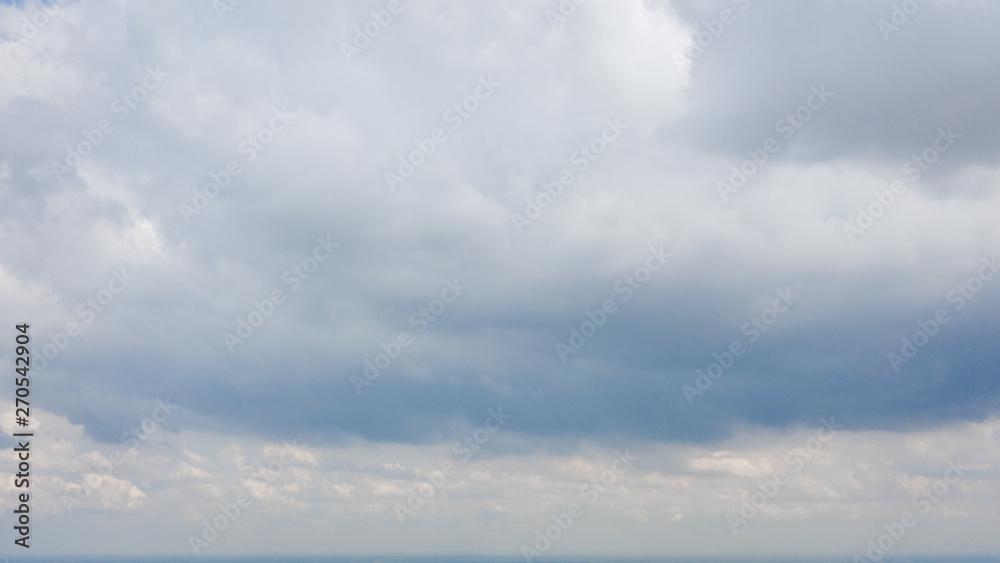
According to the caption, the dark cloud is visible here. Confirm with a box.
[2,0,998,455]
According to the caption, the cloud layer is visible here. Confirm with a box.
[1,0,998,556]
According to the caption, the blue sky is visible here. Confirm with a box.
[0,0,998,558]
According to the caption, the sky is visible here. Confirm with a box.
[0,0,998,558]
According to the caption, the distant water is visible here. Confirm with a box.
[1,556,997,563]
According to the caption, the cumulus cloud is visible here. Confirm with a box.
[0,0,998,556]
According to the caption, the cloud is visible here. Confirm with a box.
[0,0,999,555]
[6,403,999,555]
